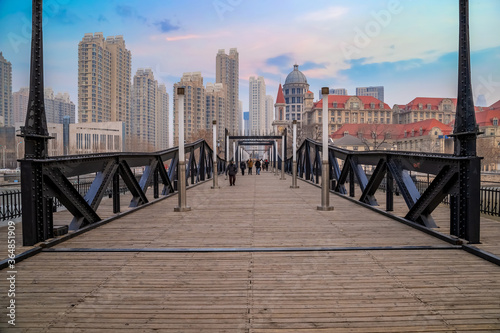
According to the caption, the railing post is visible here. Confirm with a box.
[20,0,54,246]
[212,120,219,189]
[449,0,480,243]
[174,87,191,212]
[280,130,286,180]
[386,166,394,212]
[112,171,120,213]
[291,120,299,188]
[318,88,334,211]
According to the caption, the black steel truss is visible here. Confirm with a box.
[21,140,226,245]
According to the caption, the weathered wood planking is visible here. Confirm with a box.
[0,171,499,332]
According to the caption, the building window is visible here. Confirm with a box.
[292,88,295,94]
[370,103,375,109]
[291,97,295,103]
[404,130,407,138]
[350,102,359,109]
[427,104,432,110]
[418,103,423,110]
[419,127,423,136]
[493,118,498,126]
[344,131,349,136]
[285,98,289,104]
[297,114,301,120]
[285,89,289,95]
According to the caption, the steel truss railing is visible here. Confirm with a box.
[284,138,481,243]
[21,139,226,245]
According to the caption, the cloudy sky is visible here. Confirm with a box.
[1,0,499,121]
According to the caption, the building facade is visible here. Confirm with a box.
[356,86,384,102]
[265,95,274,134]
[216,48,239,135]
[304,95,392,135]
[283,65,310,123]
[131,69,168,151]
[13,87,76,125]
[319,88,347,100]
[393,97,458,125]
[331,119,454,154]
[0,52,12,126]
[249,76,266,134]
[205,82,226,140]
[78,33,132,137]
[156,84,169,150]
[173,72,205,145]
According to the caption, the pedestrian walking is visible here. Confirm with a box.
[247,159,253,175]
[240,160,246,175]
[264,159,269,171]
[255,159,261,175]
[226,161,238,186]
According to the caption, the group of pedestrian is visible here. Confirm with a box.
[226,158,271,186]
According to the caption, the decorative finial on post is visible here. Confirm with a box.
[452,0,478,156]
[20,0,52,158]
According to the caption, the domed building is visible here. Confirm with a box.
[282,64,310,123]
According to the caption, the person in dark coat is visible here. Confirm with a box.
[240,160,246,175]
[226,161,238,186]
[255,159,261,175]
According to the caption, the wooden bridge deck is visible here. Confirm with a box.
[1,171,500,332]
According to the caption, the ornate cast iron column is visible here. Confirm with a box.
[450,0,481,243]
[20,0,54,245]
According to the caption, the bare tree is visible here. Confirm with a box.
[357,123,395,151]
[477,136,499,171]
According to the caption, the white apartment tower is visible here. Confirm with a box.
[132,68,169,151]
[265,95,274,134]
[205,82,225,141]
[13,87,76,124]
[173,72,205,145]
[249,76,266,135]
[0,52,12,126]
[78,33,132,136]
[216,48,239,134]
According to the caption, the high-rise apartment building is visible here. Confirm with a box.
[205,82,225,140]
[156,84,169,150]
[173,72,205,145]
[319,88,347,100]
[131,69,168,151]
[239,100,243,135]
[249,76,266,134]
[0,52,12,126]
[356,86,384,102]
[13,87,76,124]
[265,95,274,134]
[78,33,132,136]
[216,48,239,134]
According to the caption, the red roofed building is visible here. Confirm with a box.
[393,97,457,125]
[303,95,392,134]
[489,99,500,111]
[331,119,454,153]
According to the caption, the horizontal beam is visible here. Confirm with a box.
[42,245,461,253]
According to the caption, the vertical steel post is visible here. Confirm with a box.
[450,0,481,243]
[318,87,334,211]
[174,87,191,212]
[212,120,219,189]
[291,120,299,188]
[280,131,286,180]
[20,0,54,246]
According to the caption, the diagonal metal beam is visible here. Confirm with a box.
[157,156,175,195]
[359,159,385,206]
[84,161,119,210]
[44,168,101,231]
[119,160,148,208]
[386,159,421,211]
[405,165,458,227]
